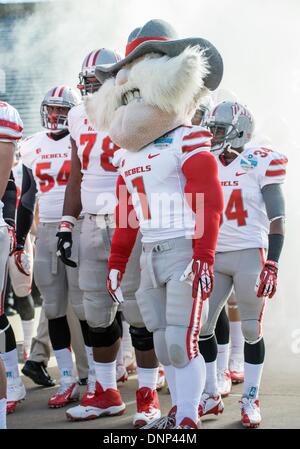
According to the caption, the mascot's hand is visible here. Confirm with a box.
[107,269,124,304]
[180,259,214,301]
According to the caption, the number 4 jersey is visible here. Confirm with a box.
[68,103,119,215]
[216,146,288,252]
[20,132,71,222]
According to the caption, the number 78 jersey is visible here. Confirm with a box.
[216,146,288,252]
[68,104,119,215]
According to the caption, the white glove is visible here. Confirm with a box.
[14,248,31,276]
[107,269,124,304]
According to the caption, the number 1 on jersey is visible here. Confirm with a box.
[131,176,151,220]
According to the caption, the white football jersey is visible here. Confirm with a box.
[116,125,212,243]
[216,146,288,252]
[20,132,72,222]
[68,103,119,215]
[0,102,23,226]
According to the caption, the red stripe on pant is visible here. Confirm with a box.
[0,262,9,316]
[186,295,203,360]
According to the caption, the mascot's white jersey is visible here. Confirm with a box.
[0,101,23,226]
[216,146,287,252]
[20,132,71,222]
[115,125,212,242]
[68,103,119,215]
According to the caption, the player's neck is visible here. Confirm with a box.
[221,146,244,165]
[47,129,69,141]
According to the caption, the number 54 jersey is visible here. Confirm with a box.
[68,103,119,215]
[216,146,288,252]
[20,132,71,222]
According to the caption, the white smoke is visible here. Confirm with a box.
[7,0,300,369]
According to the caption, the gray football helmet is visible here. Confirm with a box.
[78,48,121,96]
[206,101,254,152]
[40,85,81,131]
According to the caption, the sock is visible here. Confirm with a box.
[0,398,7,429]
[217,343,230,372]
[84,345,95,377]
[21,319,35,355]
[163,364,176,407]
[0,348,20,379]
[205,360,218,395]
[116,342,124,367]
[175,355,205,425]
[53,347,75,383]
[230,321,244,357]
[94,360,117,390]
[243,362,263,399]
[137,367,159,391]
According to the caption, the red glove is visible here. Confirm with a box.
[180,259,214,301]
[7,225,16,256]
[255,260,278,299]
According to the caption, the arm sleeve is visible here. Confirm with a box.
[182,151,224,265]
[261,183,285,221]
[108,175,139,274]
[16,165,37,246]
[2,171,17,227]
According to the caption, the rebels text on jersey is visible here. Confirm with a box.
[216,146,288,252]
[20,132,71,222]
[0,102,23,226]
[68,103,119,215]
[116,126,212,243]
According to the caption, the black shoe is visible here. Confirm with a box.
[22,361,56,387]
[78,377,88,386]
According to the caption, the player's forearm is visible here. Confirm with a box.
[62,180,82,218]
[2,174,16,227]
[262,184,285,262]
[0,143,14,199]
[16,165,36,246]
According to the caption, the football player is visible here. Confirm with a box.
[0,101,25,420]
[14,86,90,408]
[59,49,161,427]
[198,101,287,428]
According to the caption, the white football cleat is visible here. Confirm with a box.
[217,369,232,397]
[240,396,261,428]
[198,392,224,417]
[229,355,244,384]
[6,375,26,414]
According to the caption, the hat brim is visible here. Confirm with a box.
[95,37,223,91]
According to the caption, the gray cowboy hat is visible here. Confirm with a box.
[95,19,223,91]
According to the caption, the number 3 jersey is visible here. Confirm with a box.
[216,146,288,252]
[20,132,71,222]
[68,103,119,215]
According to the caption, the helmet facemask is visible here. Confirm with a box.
[40,103,70,131]
[78,73,102,96]
[207,120,241,154]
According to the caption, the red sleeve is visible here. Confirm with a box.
[182,151,224,266]
[108,175,139,273]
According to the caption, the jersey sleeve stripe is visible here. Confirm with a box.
[265,169,286,177]
[182,141,211,153]
[0,119,23,132]
[183,130,212,141]
[270,158,288,166]
[0,134,20,140]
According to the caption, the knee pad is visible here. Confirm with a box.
[129,326,154,352]
[89,316,122,348]
[153,329,170,366]
[215,306,230,345]
[245,338,265,364]
[14,295,35,321]
[48,316,71,350]
[166,326,197,368]
[241,320,262,344]
[198,334,218,363]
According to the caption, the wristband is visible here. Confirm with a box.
[61,215,77,226]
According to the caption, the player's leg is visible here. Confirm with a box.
[122,234,161,427]
[198,252,234,418]
[234,248,267,428]
[34,223,78,407]
[0,227,25,414]
[13,293,35,362]
[66,214,123,421]
[215,306,232,396]
[0,358,6,429]
[228,290,244,383]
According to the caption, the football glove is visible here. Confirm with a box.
[180,259,214,301]
[255,260,278,299]
[107,269,124,304]
[56,218,77,268]
[7,225,16,256]
[14,245,31,276]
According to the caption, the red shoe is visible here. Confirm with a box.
[48,382,79,408]
[133,387,161,428]
[142,405,177,429]
[177,417,198,429]
[66,382,125,421]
